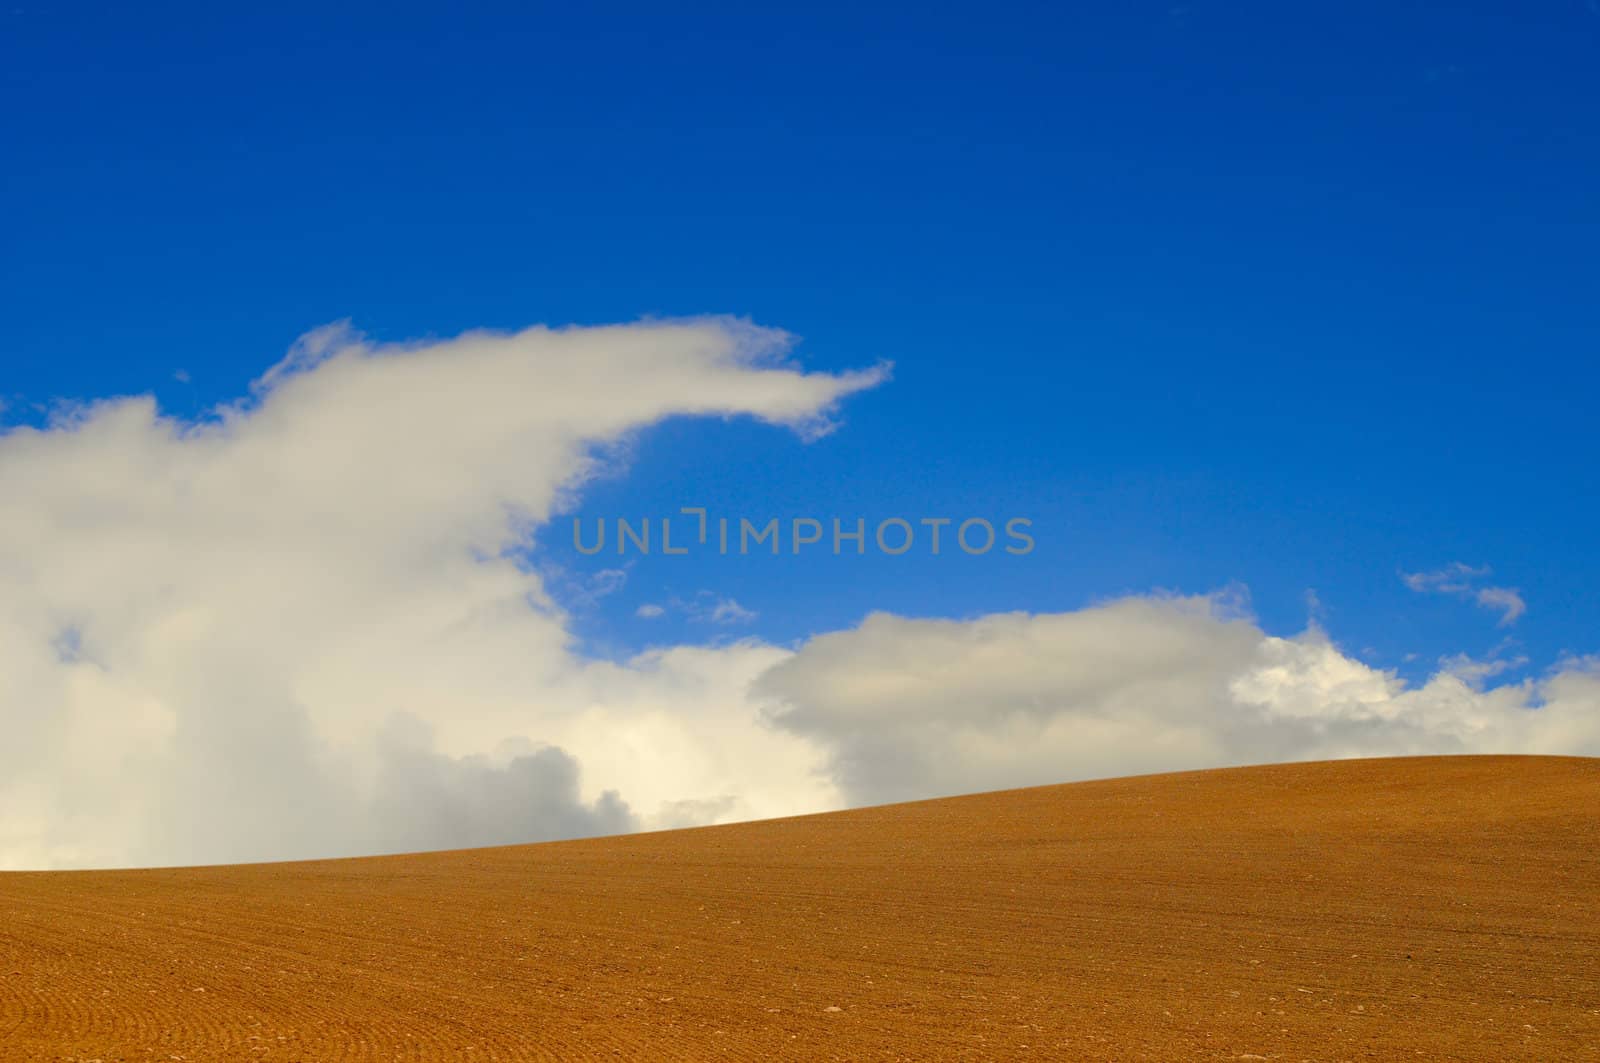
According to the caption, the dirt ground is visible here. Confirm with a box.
[2,755,1597,1061]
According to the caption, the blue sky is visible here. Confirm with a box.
[5,0,1598,686]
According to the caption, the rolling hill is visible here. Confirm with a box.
[3,755,1597,1061]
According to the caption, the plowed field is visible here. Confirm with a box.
[3,755,1597,1061]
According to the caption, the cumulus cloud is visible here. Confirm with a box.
[755,593,1600,808]
[1401,562,1526,626]
[0,319,880,869]
[3,316,1594,873]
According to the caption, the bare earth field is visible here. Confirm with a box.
[2,755,1597,1062]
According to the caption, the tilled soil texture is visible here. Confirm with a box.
[2,755,1598,1062]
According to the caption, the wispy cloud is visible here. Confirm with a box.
[1438,650,1529,686]
[1400,561,1488,595]
[1474,586,1527,627]
[1401,562,1526,626]
[635,591,758,625]
[702,595,758,625]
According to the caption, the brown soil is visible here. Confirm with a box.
[2,755,1597,1061]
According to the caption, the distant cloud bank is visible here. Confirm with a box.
[757,594,1599,808]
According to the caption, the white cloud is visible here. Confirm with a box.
[681,591,759,625]
[755,593,1600,808]
[3,317,1594,872]
[1474,586,1527,627]
[1402,562,1489,594]
[633,591,758,625]
[705,596,758,625]
[0,318,881,869]
[1437,650,1529,686]
[1401,562,1526,626]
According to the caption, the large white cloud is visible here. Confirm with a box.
[3,319,1596,871]
[0,319,881,869]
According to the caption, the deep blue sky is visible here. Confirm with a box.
[4,2,1597,680]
